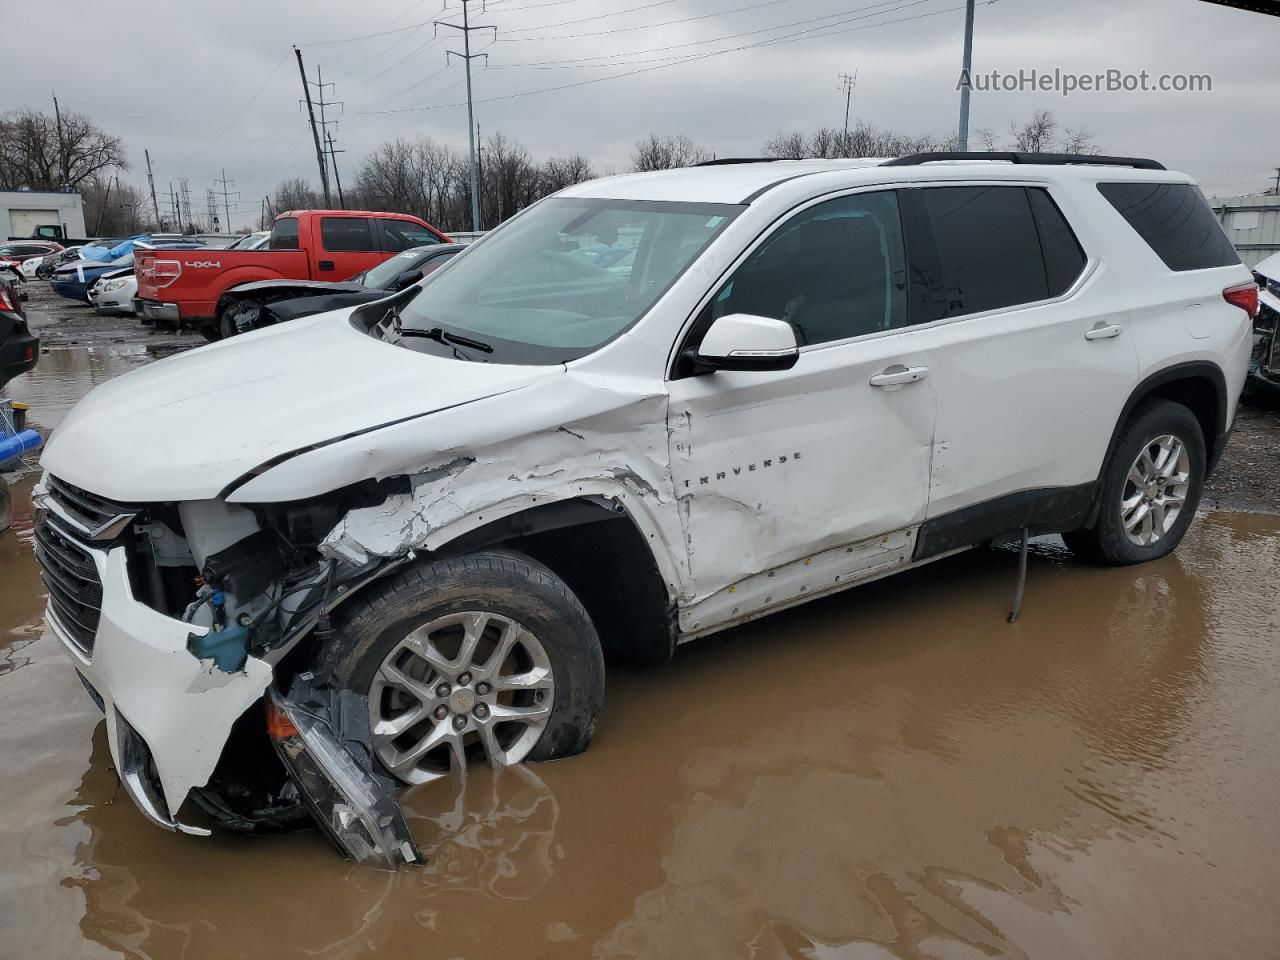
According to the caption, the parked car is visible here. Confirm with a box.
[35,245,88,279]
[0,258,23,285]
[133,210,450,339]
[225,231,270,251]
[88,268,138,315]
[32,153,1255,864]
[1250,252,1279,392]
[53,240,204,302]
[217,243,465,335]
[0,240,63,264]
[0,274,38,390]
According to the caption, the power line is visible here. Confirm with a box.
[349,2,987,115]
[501,0,678,34]
[493,0,791,42]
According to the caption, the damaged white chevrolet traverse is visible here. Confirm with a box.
[33,153,1256,865]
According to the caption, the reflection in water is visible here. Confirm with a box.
[0,502,1278,958]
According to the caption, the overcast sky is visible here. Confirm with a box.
[10,0,1277,230]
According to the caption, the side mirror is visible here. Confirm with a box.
[684,313,799,373]
[394,269,425,290]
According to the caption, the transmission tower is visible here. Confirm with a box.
[206,189,220,232]
[214,169,240,233]
[179,178,193,233]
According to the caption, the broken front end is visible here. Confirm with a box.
[1251,269,1279,391]
[31,473,421,868]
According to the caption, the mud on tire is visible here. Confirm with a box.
[315,548,605,780]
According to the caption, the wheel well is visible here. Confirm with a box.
[1141,377,1220,459]
[439,498,677,666]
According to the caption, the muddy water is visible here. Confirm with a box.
[3,351,1280,958]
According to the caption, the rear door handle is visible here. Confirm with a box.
[1084,323,1123,341]
[869,364,929,387]
[318,260,335,272]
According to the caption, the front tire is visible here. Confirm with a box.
[316,548,605,786]
[1064,400,1205,566]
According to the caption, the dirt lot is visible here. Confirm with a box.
[2,282,1279,959]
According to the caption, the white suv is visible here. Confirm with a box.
[33,153,1256,863]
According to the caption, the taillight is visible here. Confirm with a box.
[0,286,12,311]
[150,259,183,289]
[1223,281,1258,318]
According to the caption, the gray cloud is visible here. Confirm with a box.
[9,0,1277,229]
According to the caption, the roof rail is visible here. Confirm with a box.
[882,151,1166,171]
[694,157,787,166]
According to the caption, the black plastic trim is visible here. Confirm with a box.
[883,152,1165,170]
[914,483,1098,561]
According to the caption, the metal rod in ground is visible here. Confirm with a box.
[957,0,975,151]
[1007,527,1029,623]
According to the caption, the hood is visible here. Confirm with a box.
[1253,251,1280,283]
[41,311,563,502]
[232,278,367,295]
[99,267,135,281]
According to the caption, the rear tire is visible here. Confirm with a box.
[315,548,605,786]
[1064,400,1205,566]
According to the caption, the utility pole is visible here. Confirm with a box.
[294,46,332,206]
[957,0,976,151]
[52,93,68,189]
[326,129,346,209]
[93,176,115,235]
[839,72,857,137]
[215,169,239,232]
[437,0,495,232]
[310,66,346,209]
[144,149,162,228]
[1273,167,1280,196]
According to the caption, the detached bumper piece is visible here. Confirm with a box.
[267,680,422,870]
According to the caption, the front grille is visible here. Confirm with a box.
[33,518,103,655]
[45,474,140,540]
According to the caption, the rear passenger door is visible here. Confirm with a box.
[907,183,1138,555]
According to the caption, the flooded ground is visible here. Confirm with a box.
[2,283,1279,959]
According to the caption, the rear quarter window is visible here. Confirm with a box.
[1097,181,1239,271]
[1028,189,1087,296]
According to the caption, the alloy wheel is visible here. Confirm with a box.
[1120,433,1190,547]
[369,611,555,785]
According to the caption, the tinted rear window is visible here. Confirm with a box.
[919,185,1047,317]
[1097,182,1238,271]
[1028,189,1087,296]
[321,217,376,252]
[270,217,299,250]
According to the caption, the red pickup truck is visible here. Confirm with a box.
[135,210,449,339]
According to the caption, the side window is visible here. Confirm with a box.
[381,220,442,252]
[709,191,907,346]
[269,217,299,250]
[320,216,376,252]
[1097,181,1239,271]
[917,185,1048,318]
[1028,189,1087,296]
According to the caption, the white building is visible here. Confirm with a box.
[1,189,87,241]
[1210,192,1280,268]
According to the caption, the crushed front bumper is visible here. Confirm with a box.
[37,507,273,832]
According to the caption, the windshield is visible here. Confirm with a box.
[398,198,741,363]
[362,248,431,289]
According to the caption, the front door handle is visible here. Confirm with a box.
[869,364,929,387]
[1084,322,1123,341]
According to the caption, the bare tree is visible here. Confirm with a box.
[631,133,710,171]
[81,177,150,235]
[763,131,807,160]
[541,154,596,193]
[272,177,323,212]
[0,109,127,191]
[1009,109,1058,152]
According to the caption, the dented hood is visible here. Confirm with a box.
[41,311,562,501]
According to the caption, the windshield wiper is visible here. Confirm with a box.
[400,326,495,354]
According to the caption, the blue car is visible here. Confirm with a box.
[51,240,206,303]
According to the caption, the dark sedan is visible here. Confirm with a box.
[0,274,38,390]
[217,243,464,337]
